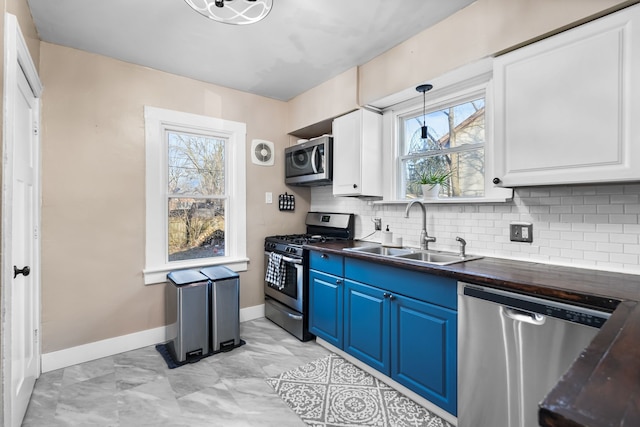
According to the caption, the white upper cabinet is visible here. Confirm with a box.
[492,5,640,187]
[332,109,382,197]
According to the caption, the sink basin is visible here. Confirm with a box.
[344,245,482,266]
[396,251,482,265]
[344,245,414,256]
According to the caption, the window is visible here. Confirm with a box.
[379,60,512,203]
[144,107,247,284]
[167,130,227,261]
[399,92,486,199]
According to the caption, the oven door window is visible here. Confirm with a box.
[268,261,299,299]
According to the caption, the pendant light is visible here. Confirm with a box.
[416,84,433,139]
[184,0,273,25]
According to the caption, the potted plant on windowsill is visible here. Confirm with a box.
[416,166,455,199]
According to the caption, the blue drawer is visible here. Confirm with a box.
[309,251,344,277]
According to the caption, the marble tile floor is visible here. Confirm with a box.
[22,318,331,427]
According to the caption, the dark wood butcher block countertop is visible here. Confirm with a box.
[304,240,640,427]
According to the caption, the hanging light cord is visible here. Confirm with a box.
[416,84,433,140]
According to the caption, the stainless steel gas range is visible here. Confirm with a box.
[264,212,354,341]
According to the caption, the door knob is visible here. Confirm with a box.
[14,265,30,279]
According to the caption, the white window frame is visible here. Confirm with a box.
[143,106,247,285]
[379,59,513,204]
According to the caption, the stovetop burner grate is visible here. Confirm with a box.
[265,234,344,246]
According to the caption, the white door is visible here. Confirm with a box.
[3,15,43,426]
[8,63,40,427]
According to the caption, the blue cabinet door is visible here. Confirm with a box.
[344,280,390,375]
[390,294,457,416]
[308,269,344,348]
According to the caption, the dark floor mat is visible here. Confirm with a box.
[156,339,246,369]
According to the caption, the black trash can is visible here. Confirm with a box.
[166,269,210,363]
[200,266,240,353]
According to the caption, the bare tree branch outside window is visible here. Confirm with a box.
[401,97,485,199]
[167,131,227,261]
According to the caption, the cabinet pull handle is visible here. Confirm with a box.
[336,279,342,285]
[321,254,328,259]
[353,184,358,188]
[383,292,394,300]
[492,177,501,184]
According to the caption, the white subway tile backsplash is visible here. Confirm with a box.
[624,224,640,233]
[596,242,624,253]
[584,214,609,223]
[560,214,584,223]
[596,223,623,233]
[310,183,640,274]
[610,253,639,264]
[597,204,624,214]
[609,214,638,224]
[610,233,638,244]
[611,194,639,204]
[596,185,625,194]
[583,195,610,204]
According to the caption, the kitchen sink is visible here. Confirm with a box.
[396,251,482,265]
[344,245,414,256]
[344,245,482,266]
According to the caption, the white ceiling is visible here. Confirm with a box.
[26,0,475,101]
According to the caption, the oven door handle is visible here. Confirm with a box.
[282,255,303,265]
[265,252,303,265]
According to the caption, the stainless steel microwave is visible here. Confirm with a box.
[285,136,332,186]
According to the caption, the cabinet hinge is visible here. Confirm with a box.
[33,120,39,136]
[34,328,38,344]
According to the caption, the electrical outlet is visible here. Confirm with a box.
[265,192,273,204]
[510,223,533,243]
[373,218,382,231]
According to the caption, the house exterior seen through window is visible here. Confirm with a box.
[167,131,227,262]
[399,96,485,199]
[144,106,247,285]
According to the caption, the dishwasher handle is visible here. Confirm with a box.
[502,306,546,325]
[461,283,610,328]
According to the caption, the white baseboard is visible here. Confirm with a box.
[41,304,265,373]
[315,338,458,426]
[239,303,264,322]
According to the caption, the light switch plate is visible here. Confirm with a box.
[510,222,533,243]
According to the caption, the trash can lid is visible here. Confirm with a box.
[167,269,209,286]
[200,266,239,281]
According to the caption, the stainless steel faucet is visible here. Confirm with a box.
[456,236,466,257]
[404,200,436,250]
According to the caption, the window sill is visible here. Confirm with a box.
[373,195,512,205]
[143,257,249,285]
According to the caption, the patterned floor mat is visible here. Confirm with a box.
[267,353,453,427]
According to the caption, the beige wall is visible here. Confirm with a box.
[358,0,638,105]
[287,67,358,135]
[39,42,310,353]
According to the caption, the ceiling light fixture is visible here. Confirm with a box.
[184,0,273,25]
[416,84,433,139]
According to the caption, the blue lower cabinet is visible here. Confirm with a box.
[391,294,457,416]
[308,270,344,348]
[308,253,458,416]
[344,280,390,374]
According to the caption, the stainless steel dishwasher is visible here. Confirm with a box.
[457,282,610,427]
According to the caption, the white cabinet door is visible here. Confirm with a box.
[332,109,382,197]
[493,5,640,187]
